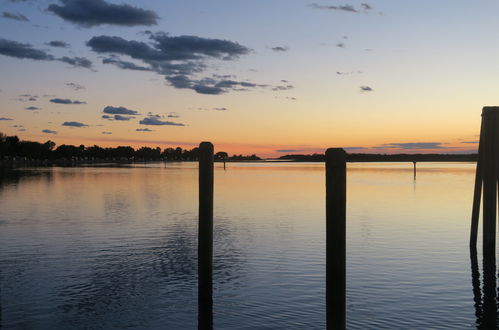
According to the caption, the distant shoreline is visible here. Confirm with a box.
[0,153,478,168]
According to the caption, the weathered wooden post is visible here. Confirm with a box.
[325,148,346,330]
[412,161,416,179]
[470,107,499,261]
[198,142,214,330]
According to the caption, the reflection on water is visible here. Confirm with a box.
[470,247,498,328]
[0,162,497,329]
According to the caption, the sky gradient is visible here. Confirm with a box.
[0,0,493,157]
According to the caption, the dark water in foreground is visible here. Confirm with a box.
[0,162,497,329]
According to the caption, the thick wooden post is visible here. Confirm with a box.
[325,148,346,330]
[198,142,214,330]
[470,107,499,258]
[480,108,498,260]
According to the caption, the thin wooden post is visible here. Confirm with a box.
[470,116,485,248]
[325,148,346,330]
[198,141,214,330]
[413,161,416,179]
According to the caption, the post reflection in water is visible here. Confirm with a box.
[470,246,498,328]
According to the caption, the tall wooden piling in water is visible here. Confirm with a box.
[325,148,346,330]
[470,107,499,261]
[198,142,214,330]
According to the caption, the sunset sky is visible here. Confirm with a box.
[0,0,494,157]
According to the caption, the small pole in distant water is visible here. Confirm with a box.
[198,141,214,330]
[325,148,346,330]
[413,161,416,179]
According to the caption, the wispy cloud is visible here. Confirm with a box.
[308,3,374,13]
[360,85,373,92]
[42,129,57,134]
[139,114,185,126]
[2,11,29,22]
[0,38,93,68]
[25,106,41,110]
[271,46,288,52]
[0,117,13,120]
[377,142,446,150]
[66,83,85,91]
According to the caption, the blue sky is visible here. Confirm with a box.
[0,0,496,156]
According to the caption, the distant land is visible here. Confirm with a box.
[0,132,477,165]
[277,153,477,162]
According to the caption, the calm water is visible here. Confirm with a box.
[0,162,497,329]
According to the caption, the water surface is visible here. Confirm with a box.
[0,162,496,329]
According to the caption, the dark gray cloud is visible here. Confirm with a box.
[461,141,479,144]
[47,0,159,27]
[66,82,85,90]
[101,114,111,119]
[136,128,152,132]
[86,33,269,95]
[360,85,373,92]
[47,40,69,48]
[336,42,346,48]
[0,38,54,60]
[59,56,93,68]
[271,46,288,52]
[378,142,445,150]
[2,11,29,22]
[62,121,88,127]
[114,114,133,121]
[42,129,57,134]
[25,106,40,110]
[87,33,250,62]
[276,149,304,153]
[103,106,139,115]
[50,98,86,104]
[167,112,180,118]
[139,114,185,126]
[0,38,92,68]
[0,117,13,120]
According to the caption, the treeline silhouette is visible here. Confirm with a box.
[0,133,260,163]
[279,153,477,162]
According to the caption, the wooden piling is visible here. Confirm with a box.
[198,141,214,330]
[470,107,499,260]
[413,161,416,179]
[470,116,485,248]
[325,148,346,330]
